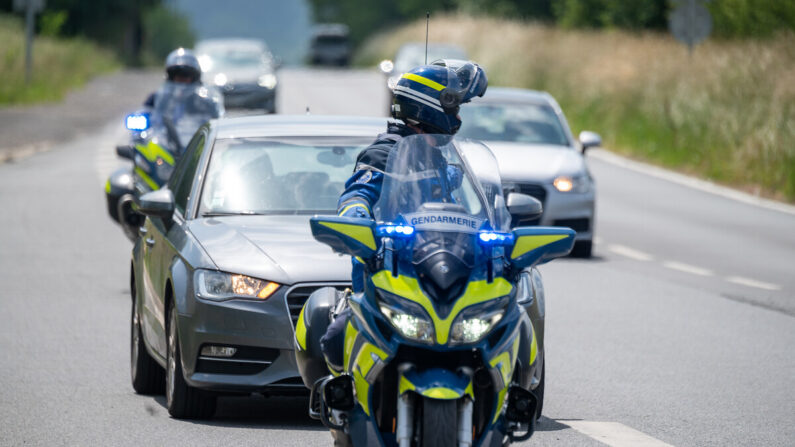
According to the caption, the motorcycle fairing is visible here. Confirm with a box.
[310,216,378,259]
[343,320,389,417]
[510,227,576,268]
[398,368,474,400]
[371,270,512,344]
[133,140,176,191]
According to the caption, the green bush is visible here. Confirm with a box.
[0,13,118,104]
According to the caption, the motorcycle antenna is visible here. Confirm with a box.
[425,11,430,64]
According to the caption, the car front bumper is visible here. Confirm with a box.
[177,288,302,394]
[504,181,595,240]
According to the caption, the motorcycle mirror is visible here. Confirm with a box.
[310,216,378,259]
[509,226,576,270]
[116,145,135,160]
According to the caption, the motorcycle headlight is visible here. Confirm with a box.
[379,301,434,344]
[450,300,508,344]
[195,269,280,301]
[553,175,592,193]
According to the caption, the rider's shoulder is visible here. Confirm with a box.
[354,121,415,172]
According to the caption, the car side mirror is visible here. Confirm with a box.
[579,131,602,153]
[116,145,135,160]
[509,226,576,270]
[134,188,175,220]
[506,193,543,221]
[310,216,378,259]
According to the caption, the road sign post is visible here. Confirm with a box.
[13,0,45,84]
[669,0,712,55]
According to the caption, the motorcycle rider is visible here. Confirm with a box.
[320,60,488,372]
[143,48,203,108]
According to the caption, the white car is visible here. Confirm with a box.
[458,87,601,257]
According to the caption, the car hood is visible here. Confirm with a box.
[188,215,351,285]
[482,141,586,182]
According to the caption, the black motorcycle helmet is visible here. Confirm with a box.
[165,48,201,84]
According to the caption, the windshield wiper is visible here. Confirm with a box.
[201,211,264,217]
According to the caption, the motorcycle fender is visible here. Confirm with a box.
[398,368,474,400]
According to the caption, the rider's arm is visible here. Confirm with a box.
[337,168,383,218]
[336,143,391,218]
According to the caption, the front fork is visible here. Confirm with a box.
[395,367,475,447]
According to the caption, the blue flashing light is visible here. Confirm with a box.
[377,224,415,238]
[125,113,150,131]
[478,231,514,245]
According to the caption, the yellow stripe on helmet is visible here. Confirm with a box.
[402,73,446,91]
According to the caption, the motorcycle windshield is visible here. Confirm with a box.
[373,134,510,233]
[150,82,224,153]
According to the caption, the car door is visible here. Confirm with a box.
[141,130,208,358]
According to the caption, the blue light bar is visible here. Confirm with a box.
[125,113,150,131]
[376,224,415,237]
[478,231,514,245]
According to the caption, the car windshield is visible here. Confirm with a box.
[394,44,467,73]
[374,134,511,232]
[203,48,267,67]
[198,136,370,216]
[458,102,570,146]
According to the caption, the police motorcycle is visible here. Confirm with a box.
[295,133,575,446]
[104,82,223,241]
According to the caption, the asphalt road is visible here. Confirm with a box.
[0,67,793,446]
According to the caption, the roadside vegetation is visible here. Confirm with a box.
[0,14,119,105]
[358,15,795,202]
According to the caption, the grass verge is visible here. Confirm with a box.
[0,14,119,105]
[358,14,795,202]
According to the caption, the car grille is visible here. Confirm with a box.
[504,183,547,227]
[285,283,350,327]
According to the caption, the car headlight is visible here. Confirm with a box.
[213,73,227,87]
[379,301,434,343]
[195,269,280,301]
[258,73,277,89]
[553,175,592,193]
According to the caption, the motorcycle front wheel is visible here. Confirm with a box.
[421,398,457,447]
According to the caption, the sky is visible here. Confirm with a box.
[171,0,313,65]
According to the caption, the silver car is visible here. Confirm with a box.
[458,87,602,257]
[130,115,385,418]
[195,38,279,113]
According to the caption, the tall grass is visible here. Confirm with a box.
[0,14,119,105]
[359,15,795,201]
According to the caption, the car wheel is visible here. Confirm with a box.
[570,240,593,258]
[165,302,216,419]
[131,279,164,394]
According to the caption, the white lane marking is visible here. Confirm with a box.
[563,420,675,447]
[588,148,795,217]
[608,244,654,262]
[662,261,713,277]
[725,276,781,291]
